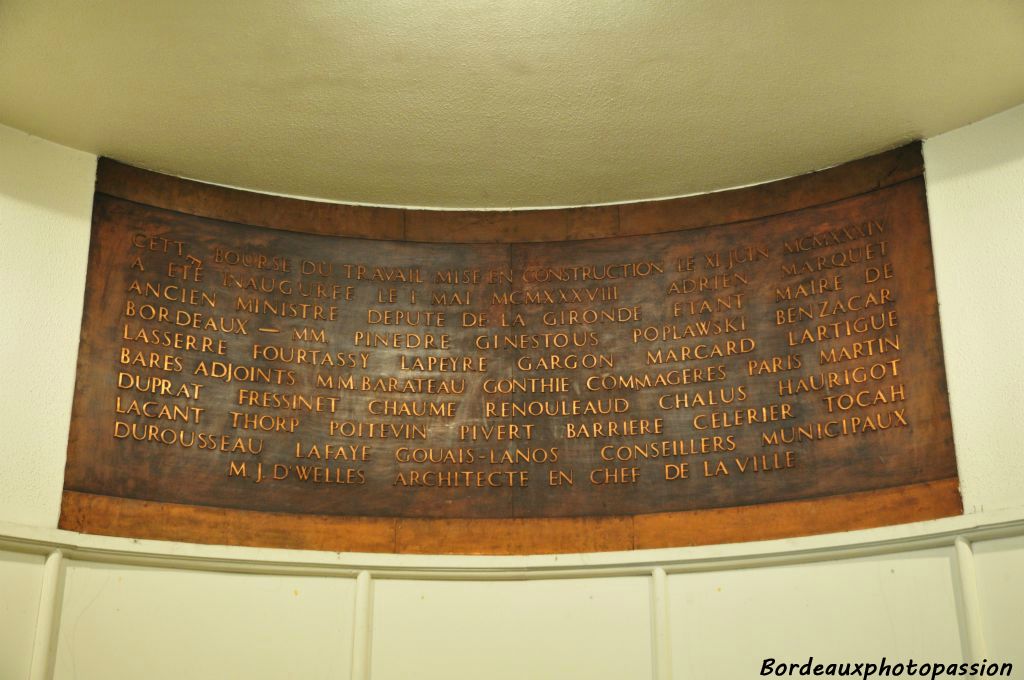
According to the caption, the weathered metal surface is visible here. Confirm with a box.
[60,145,960,553]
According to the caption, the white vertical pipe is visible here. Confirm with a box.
[350,570,374,680]
[651,567,672,680]
[29,549,64,680]
[954,536,988,661]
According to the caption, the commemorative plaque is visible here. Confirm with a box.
[60,144,961,554]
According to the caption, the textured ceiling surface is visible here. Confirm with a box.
[2,1,1023,209]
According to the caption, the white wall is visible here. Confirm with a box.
[1,104,1024,679]
[924,104,1024,513]
[53,562,357,680]
[0,124,94,527]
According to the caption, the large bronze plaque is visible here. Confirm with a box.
[60,145,960,553]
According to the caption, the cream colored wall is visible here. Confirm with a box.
[924,103,1024,513]
[0,125,94,527]
[1,104,1024,679]
[3,516,1021,680]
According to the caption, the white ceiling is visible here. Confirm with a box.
[2,1,1023,209]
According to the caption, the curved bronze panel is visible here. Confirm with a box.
[61,144,960,554]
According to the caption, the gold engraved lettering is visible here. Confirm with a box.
[392,470,528,487]
[114,397,204,423]
[516,353,613,371]
[132,233,187,256]
[702,247,769,269]
[521,262,662,283]
[230,411,300,432]
[565,418,662,439]
[194,361,295,385]
[348,376,466,394]
[778,359,900,396]
[116,372,203,399]
[293,327,327,344]
[667,272,749,294]
[657,386,746,410]
[395,447,474,464]
[118,347,183,372]
[733,451,796,473]
[328,421,428,440]
[549,469,574,485]
[486,269,514,284]
[542,306,640,326]
[294,442,370,461]
[673,293,744,317]
[693,403,793,430]
[123,301,248,334]
[485,398,629,418]
[234,294,339,320]
[67,186,952,530]
[295,281,353,300]
[251,345,369,367]
[636,317,747,338]
[589,467,640,485]
[483,377,569,394]
[664,462,690,480]
[823,383,906,413]
[127,280,216,307]
[290,465,366,484]
[352,331,449,349]
[819,334,901,364]
[431,290,472,306]
[487,448,558,464]
[368,400,457,418]
[783,221,884,253]
[434,269,481,284]
[213,248,289,271]
[588,365,727,392]
[299,259,333,276]
[113,423,262,453]
[774,276,843,301]
[747,355,802,376]
[399,355,487,372]
[236,388,339,413]
[165,260,203,282]
[370,267,421,283]
[498,312,525,327]
[782,240,888,276]
[367,309,444,326]
[493,286,620,306]
[475,331,598,350]
[121,324,227,355]
[600,436,736,461]
[761,409,909,445]
[865,262,895,283]
[458,424,535,441]
[646,338,755,364]
[703,460,729,477]
[779,294,895,328]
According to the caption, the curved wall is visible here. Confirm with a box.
[1,102,1023,679]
